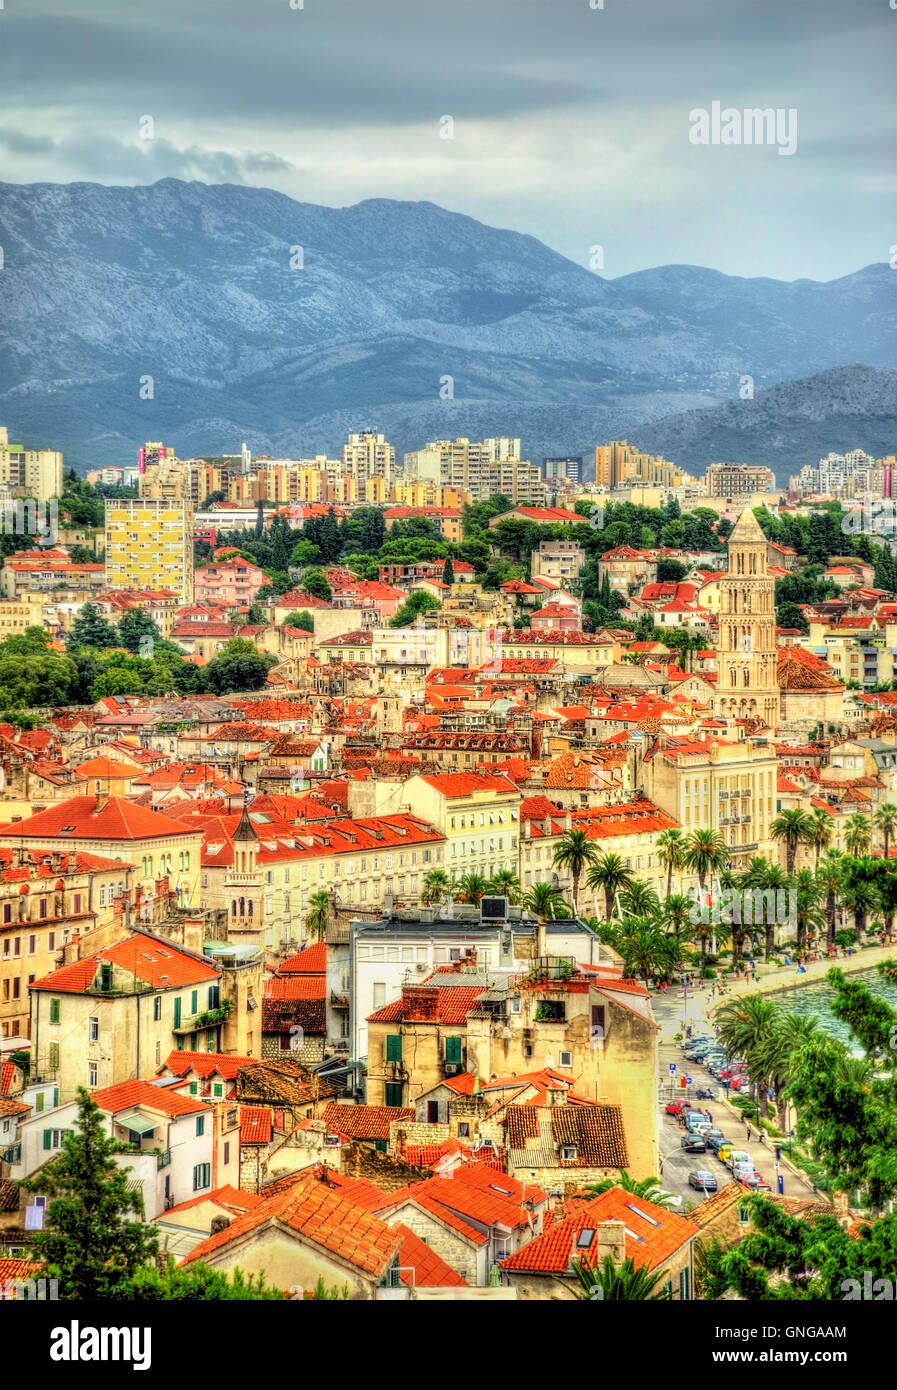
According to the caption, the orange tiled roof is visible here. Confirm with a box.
[92,1079,206,1118]
[32,932,219,993]
[0,795,198,842]
[240,1107,273,1145]
[501,1186,699,1274]
[162,1051,255,1081]
[181,1172,402,1279]
[321,1102,414,1141]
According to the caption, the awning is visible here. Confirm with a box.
[115,1111,157,1135]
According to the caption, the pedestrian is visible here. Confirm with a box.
[705,1109,712,1123]
[758,1128,765,1146]
[746,1122,752,1141]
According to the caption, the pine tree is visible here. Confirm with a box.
[319,508,341,563]
[442,556,455,585]
[66,602,119,651]
[20,1089,159,1298]
[254,501,265,539]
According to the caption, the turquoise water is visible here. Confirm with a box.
[777,968,897,1050]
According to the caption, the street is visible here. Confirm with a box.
[651,985,820,1208]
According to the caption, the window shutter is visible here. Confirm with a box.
[679,1268,689,1300]
[173,997,181,1028]
[445,1036,462,1064]
[49,998,59,1024]
[43,1129,52,1150]
[386,1034,403,1062]
[189,1082,198,1095]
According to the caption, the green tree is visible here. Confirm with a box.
[816,852,844,947]
[284,610,314,632]
[441,556,455,585]
[684,829,728,954]
[805,806,833,869]
[304,889,331,942]
[770,809,812,875]
[118,609,161,655]
[455,872,489,904]
[585,1171,675,1208]
[20,1088,159,1298]
[390,591,441,627]
[117,1256,286,1300]
[655,829,686,899]
[66,602,119,651]
[521,881,570,924]
[563,1253,669,1301]
[486,869,521,904]
[586,851,636,922]
[552,829,599,915]
[775,601,809,633]
[205,638,277,695]
[844,813,873,857]
[421,868,452,905]
[875,803,897,859]
[301,567,333,602]
[290,539,321,567]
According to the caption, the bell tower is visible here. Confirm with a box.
[717,508,779,731]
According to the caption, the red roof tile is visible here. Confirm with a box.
[501,1186,698,1274]
[32,932,219,993]
[240,1107,273,1145]
[92,1079,206,1117]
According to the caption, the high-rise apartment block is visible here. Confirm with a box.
[341,431,395,502]
[543,456,582,482]
[0,426,64,501]
[594,440,684,490]
[105,498,194,602]
[705,463,776,497]
[403,437,543,503]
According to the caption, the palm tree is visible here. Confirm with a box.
[521,881,569,923]
[614,919,679,988]
[874,866,897,940]
[758,1011,820,1129]
[421,868,452,906]
[716,995,780,1106]
[662,893,692,938]
[844,813,872,858]
[455,872,488,904]
[655,828,686,899]
[565,1252,670,1301]
[805,806,833,869]
[684,830,728,957]
[875,803,897,860]
[793,867,824,954]
[771,809,812,875]
[586,851,635,921]
[552,829,599,914]
[486,869,521,904]
[304,889,330,943]
[816,853,843,948]
[619,882,661,918]
[585,1171,675,1207]
[841,857,878,934]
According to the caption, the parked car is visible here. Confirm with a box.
[665,1101,689,1115]
[706,1133,730,1152]
[688,1170,719,1192]
[717,1143,738,1164]
[728,1076,749,1092]
[682,1134,707,1152]
[740,1172,772,1192]
[725,1150,753,1172]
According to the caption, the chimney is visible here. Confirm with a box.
[565,811,572,831]
[595,1219,626,1268]
[547,1083,567,1106]
[95,791,109,814]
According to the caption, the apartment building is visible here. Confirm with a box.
[705,463,776,497]
[341,431,395,502]
[0,427,63,501]
[105,498,194,603]
[404,438,544,504]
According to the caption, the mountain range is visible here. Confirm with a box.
[0,178,894,480]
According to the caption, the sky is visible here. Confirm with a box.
[1,0,895,280]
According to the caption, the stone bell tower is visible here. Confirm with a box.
[717,508,779,731]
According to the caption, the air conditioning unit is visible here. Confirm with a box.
[414,963,427,973]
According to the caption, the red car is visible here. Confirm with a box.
[740,1172,772,1192]
[665,1101,689,1115]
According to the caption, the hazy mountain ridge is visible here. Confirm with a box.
[0,179,893,476]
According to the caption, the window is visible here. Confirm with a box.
[28,935,36,954]
[196,1115,205,1137]
[223,1141,230,1165]
[48,1043,59,1069]
[49,998,60,1024]
[385,1083,403,1107]
[189,1081,199,1095]
[372,982,386,1009]
[561,1144,577,1161]
[445,1036,463,1064]
[458,1123,470,1139]
[213,1083,223,1098]
[193,1163,211,1191]
[190,989,198,1014]
[559,1050,573,1068]
[386,1034,403,1062]
[153,995,162,1021]
[89,1017,99,1042]
[679,1268,690,1300]
[738,1201,751,1226]
[48,932,55,950]
[88,1062,97,1087]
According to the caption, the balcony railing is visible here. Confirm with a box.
[173,1003,231,1035]
[330,991,349,1008]
[157,1149,171,1170]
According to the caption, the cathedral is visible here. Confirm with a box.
[715,507,780,732]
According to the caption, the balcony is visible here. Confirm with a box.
[173,1003,231,1035]
[157,1149,171,1170]
[330,991,349,1009]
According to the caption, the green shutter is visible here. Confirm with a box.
[49,998,59,1023]
[213,1083,223,1098]
[196,1116,205,1137]
[48,1043,59,1069]
[35,1092,44,1113]
[208,985,220,1010]
[191,990,198,1014]
[386,1034,403,1062]
[43,1129,52,1150]
[189,1082,198,1095]
[385,1082,403,1107]
[445,1036,462,1064]
[679,1268,690,1300]
[173,997,181,1028]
